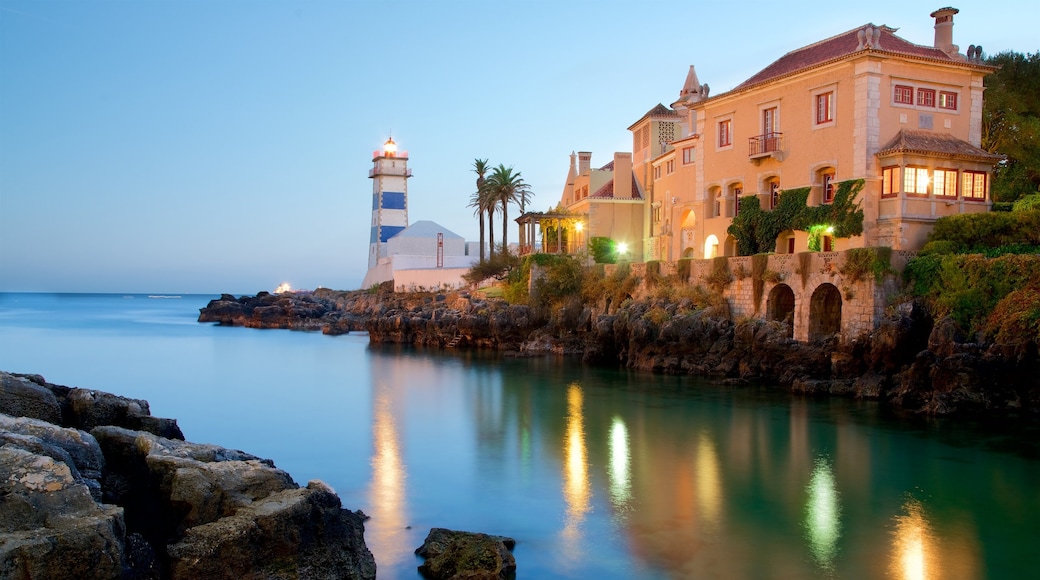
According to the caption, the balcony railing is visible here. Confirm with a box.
[749,132,783,158]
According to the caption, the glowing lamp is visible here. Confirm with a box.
[617,242,629,254]
[575,222,584,232]
[383,137,398,156]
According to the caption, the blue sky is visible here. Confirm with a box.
[1,1,1034,294]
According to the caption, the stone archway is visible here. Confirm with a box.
[704,234,720,259]
[766,283,795,338]
[808,283,842,341]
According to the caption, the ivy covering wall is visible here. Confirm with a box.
[726,179,865,255]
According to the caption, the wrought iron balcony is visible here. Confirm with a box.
[749,132,783,159]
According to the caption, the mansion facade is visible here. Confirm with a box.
[548,7,1001,262]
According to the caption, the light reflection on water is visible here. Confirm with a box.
[1,293,1038,579]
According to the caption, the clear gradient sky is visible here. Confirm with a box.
[1,1,1035,294]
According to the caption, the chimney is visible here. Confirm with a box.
[612,152,633,199]
[578,151,592,175]
[930,7,959,55]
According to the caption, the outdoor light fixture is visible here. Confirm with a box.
[575,222,584,232]
[617,242,629,254]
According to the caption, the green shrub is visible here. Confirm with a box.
[840,247,894,283]
[992,201,1014,212]
[704,256,733,291]
[1013,194,1040,212]
[928,210,1040,249]
[919,240,963,256]
[463,251,521,284]
[589,237,616,264]
[676,258,692,283]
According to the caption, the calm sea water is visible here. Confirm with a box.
[1,292,1038,579]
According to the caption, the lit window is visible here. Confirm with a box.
[718,119,732,147]
[917,88,936,108]
[894,85,913,104]
[682,147,695,164]
[823,172,836,203]
[934,169,958,197]
[903,166,929,195]
[962,171,987,200]
[939,91,958,110]
[881,166,899,197]
[816,92,834,124]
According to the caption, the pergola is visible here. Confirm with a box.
[514,211,588,256]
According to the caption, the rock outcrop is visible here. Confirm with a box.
[199,289,1040,416]
[415,528,517,580]
[0,371,376,580]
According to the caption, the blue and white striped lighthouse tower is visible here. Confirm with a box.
[367,137,410,271]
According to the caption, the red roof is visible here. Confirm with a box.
[590,174,642,200]
[733,25,964,92]
[877,129,1003,162]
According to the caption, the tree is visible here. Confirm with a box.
[483,164,531,253]
[469,159,491,261]
[982,51,1040,201]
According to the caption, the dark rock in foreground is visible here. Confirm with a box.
[0,370,376,580]
[415,527,517,580]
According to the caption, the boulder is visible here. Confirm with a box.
[0,372,61,424]
[0,446,125,580]
[167,481,375,580]
[0,413,105,500]
[415,527,516,580]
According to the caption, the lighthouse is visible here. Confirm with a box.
[367,137,410,272]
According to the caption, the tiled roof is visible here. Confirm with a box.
[627,103,681,130]
[598,160,615,171]
[876,129,1003,161]
[590,174,642,200]
[733,25,960,92]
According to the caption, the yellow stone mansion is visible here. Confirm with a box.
[523,7,1002,263]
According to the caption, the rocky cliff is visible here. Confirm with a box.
[0,371,376,580]
[198,289,1040,416]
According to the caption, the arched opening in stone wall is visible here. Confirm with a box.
[808,283,842,341]
[766,283,796,338]
[704,234,719,259]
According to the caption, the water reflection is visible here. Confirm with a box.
[561,382,590,561]
[891,497,936,580]
[695,431,722,534]
[805,455,841,571]
[608,416,631,516]
[367,383,409,567]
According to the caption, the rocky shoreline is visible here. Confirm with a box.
[0,370,375,579]
[199,287,1040,416]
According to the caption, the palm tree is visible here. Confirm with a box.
[483,164,531,253]
[469,159,490,261]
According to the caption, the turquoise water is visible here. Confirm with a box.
[1,292,1038,579]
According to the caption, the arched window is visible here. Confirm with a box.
[767,177,781,209]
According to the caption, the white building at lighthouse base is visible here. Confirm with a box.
[361,220,480,291]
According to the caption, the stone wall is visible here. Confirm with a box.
[615,249,906,343]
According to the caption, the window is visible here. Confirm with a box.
[939,91,958,110]
[816,92,834,124]
[730,184,743,216]
[882,166,899,197]
[934,169,958,197]
[823,172,836,204]
[682,147,695,165]
[894,85,914,104]
[822,236,833,252]
[654,166,661,180]
[763,107,778,135]
[666,160,675,174]
[917,88,936,108]
[769,179,781,209]
[718,119,732,147]
[904,166,929,195]
[652,205,662,223]
[962,171,987,200]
